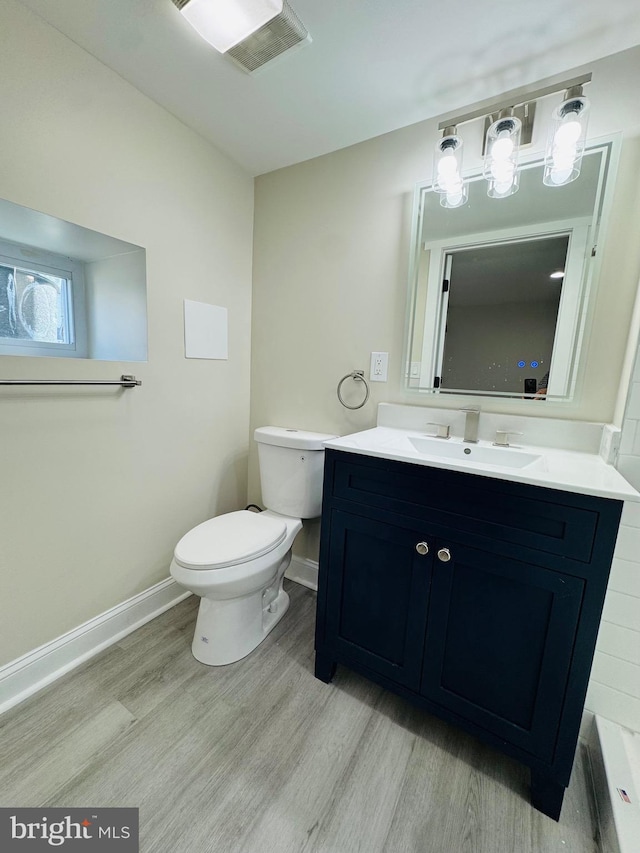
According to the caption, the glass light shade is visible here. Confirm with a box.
[486,169,520,199]
[439,181,469,208]
[180,0,283,52]
[484,116,521,198]
[543,95,590,187]
[433,134,465,201]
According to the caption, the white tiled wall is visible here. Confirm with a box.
[586,359,640,734]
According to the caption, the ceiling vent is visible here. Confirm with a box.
[226,2,310,74]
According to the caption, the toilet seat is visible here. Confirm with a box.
[173,510,287,570]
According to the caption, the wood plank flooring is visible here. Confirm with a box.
[0,582,600,852]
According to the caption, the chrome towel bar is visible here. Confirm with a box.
[0,374,141,387]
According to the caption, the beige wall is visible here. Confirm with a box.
[0,1,254,665]
[251,46,640,560]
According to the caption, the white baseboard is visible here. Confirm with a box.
[285,555,319,591]
[588,715,640,853]
[0,578,191,716]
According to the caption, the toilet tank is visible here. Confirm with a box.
[255,427,337,519]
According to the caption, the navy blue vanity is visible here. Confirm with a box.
[314,448,624,821]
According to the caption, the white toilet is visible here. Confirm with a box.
[170,426,335,666]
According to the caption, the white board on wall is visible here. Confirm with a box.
[184,300,228,359]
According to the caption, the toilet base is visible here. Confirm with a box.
[191,582,290,666]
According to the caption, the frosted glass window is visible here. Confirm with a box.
[0,263,73,345]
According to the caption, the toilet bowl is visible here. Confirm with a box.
[170,509,302,665]
[170,427,335,665]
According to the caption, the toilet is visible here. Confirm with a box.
[170,426,335,665]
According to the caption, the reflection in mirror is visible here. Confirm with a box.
[0,198,147,361]
[440,237,567,395]
[405,141,615,400]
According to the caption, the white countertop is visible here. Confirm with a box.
[324,426,640,503]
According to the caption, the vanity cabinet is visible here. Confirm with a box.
[315,449,623,821]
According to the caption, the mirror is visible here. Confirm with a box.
[405,140,615,400]
[0,197,147,361]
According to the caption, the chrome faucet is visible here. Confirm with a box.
[461,407,480,443]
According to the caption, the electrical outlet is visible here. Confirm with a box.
[370,351,388,382]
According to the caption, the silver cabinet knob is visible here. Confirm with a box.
[437,548,451,562]
[415,542,429,555]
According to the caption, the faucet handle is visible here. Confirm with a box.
[426,422,451,439]
[493,430,523,447]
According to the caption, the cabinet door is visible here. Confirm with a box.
[324,510,433,690]
[421,541,584,761]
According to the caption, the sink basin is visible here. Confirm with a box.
[408,436,541,469]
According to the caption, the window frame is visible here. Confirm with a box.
[0,238,87,359]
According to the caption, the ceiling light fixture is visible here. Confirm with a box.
[433,73,592,208]
[172,0,284,53]
[433,128,468,209]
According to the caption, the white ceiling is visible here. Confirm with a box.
[17,0,640,175]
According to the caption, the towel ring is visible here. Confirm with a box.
[337,370,370,410]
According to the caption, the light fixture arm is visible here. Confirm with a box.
[437,73,591,132]
[563,84,585,101]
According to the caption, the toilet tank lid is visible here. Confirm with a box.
[254,426,337,450]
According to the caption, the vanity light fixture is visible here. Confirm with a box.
[543,85,590,186]
[433,127,468,208]
[433,73,592,206]
[483,111,522,198]
[172,0,284,53]
[549,270,565,279]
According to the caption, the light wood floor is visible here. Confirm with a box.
[0,582,600,852]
